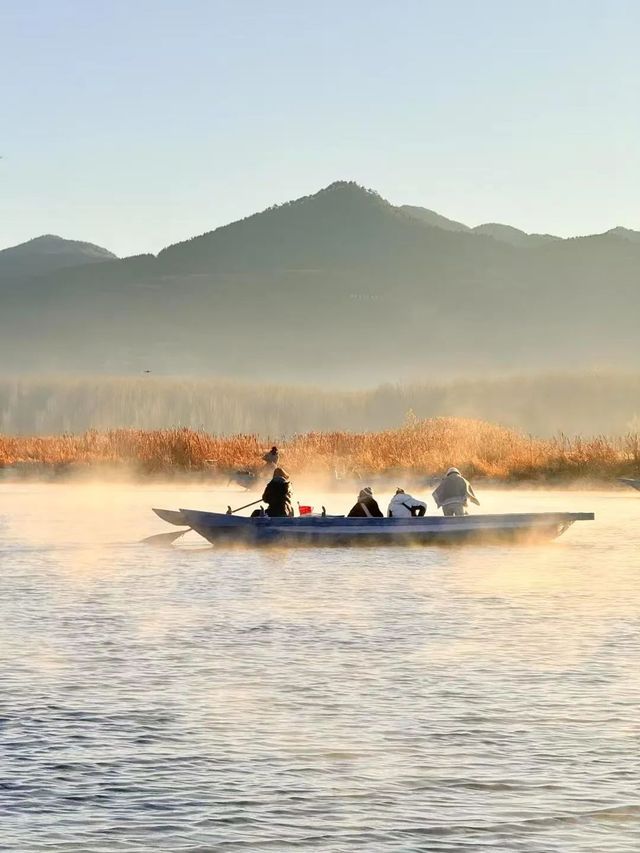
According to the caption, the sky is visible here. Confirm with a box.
[1,0,639,256]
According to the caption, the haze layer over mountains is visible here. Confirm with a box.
[2,181,639,382]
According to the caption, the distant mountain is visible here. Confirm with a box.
[471,223,559,247]
[400,205,560,246]
[1,182,639,382]
[157,181,437,274]
[398,205,470,232]
[0,235,116,280]
[606,226,640,243]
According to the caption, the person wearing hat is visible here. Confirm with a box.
[262,446,279,470]
[432,467,480,516]
[261,467,294,517]
[387,488,427,518]
[347,487,384,518]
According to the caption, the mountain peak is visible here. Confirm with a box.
[8,234,68,250]
[305,180,390,211]
[29,234,62,242]
[157,180,398,273]
[0,234,116,280]
[319,180,382,198]
[3,233,116,256]
[287,180,389,214]
[606,226,640,243]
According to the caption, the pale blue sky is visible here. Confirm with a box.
[1,0,638,256]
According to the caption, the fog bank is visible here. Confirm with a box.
[1,372,639,438]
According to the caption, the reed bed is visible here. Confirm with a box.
[1,418,639,482]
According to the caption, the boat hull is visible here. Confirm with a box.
[619,478,640,492]
[153,509,594,547]
[152,508,189,526]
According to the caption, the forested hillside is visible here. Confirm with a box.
[1,182,639,382]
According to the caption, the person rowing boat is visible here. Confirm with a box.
[261,467,294,517]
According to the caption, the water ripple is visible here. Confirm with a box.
[0,485,639,851]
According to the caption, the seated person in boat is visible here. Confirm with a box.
[261,467,294,517]
[387,488,427,517]
[432,467,480,516]
[347,487,384,518]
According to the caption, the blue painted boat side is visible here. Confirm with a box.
[178,510,593,528]
[170,509,594,547]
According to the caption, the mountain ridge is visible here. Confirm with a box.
[5,183,639,268]
[1,181,639,382]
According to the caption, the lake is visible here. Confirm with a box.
[0,483,638,851]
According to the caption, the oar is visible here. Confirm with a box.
[226,499,262,515]
[144,498,263,545]
[142,529,189,546]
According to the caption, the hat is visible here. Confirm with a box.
[446,467,461,476]
[358,486,373,500]
[273,467,289,480]
[395,487,405,495]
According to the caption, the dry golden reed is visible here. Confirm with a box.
[1,417,639,482]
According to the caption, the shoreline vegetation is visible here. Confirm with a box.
[1,418,638,486]
[2,372,640,438]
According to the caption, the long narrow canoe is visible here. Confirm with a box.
[152,508,594,546]
[619,478,640,492]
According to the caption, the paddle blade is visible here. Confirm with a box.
[141,529,189,547]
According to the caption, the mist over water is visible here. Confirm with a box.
[1,483,639,851]
[3,371,640,436]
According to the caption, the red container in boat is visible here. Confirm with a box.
[298,505,313,515]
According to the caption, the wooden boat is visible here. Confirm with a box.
[152,508,594,547]
[619,478,640,492]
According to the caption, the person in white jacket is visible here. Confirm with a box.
[387,488,427,518]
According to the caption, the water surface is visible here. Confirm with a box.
[0,484,638,851]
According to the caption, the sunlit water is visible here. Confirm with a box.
[0,483,638,852]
